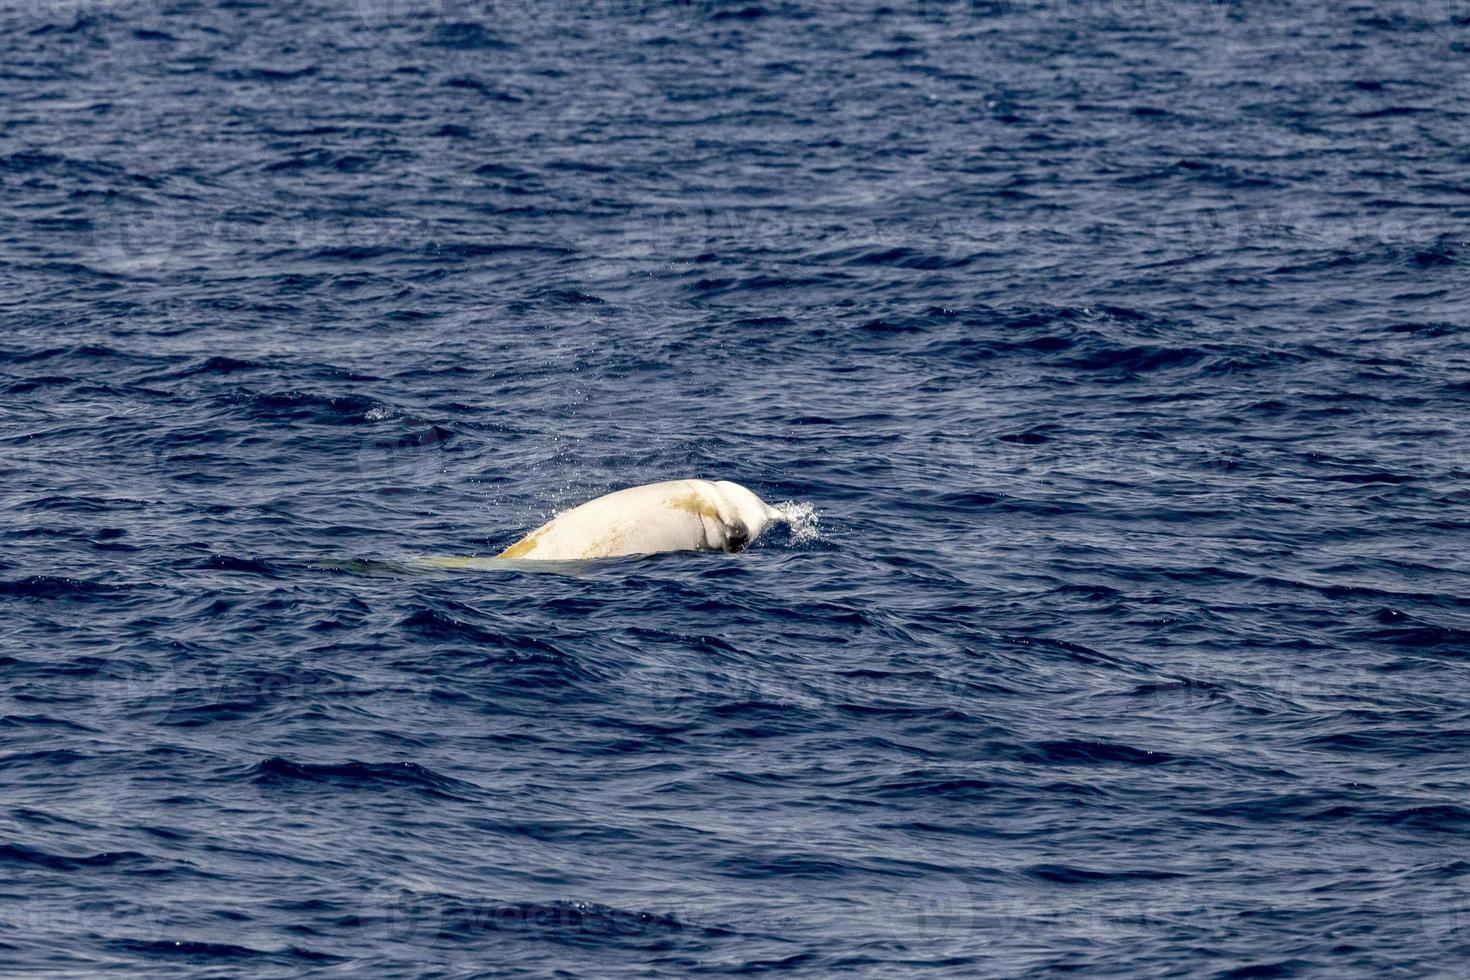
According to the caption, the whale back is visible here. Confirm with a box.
[496,479,783,561]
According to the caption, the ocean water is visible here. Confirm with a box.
[3,1,1470,975]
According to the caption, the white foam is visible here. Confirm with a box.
[775,501,822,545]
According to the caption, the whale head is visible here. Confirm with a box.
[711,480,787,552]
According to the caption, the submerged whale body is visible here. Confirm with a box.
[491,479,787,561]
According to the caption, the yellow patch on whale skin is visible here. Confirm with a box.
[665,491,721,520]
[580,520,629,559]
[495,523,550,559]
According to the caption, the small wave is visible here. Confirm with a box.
[216,65,318,82]
[1061,344,1205,374]
[872,774,996,800]
[149,355,261,381]
[998,430,1050,445]
[710,5,767,21]
[935,491,1002,508]
[109,938,343,963]
[176,555,281,577]
[714,853,855,879]
[0,843,147,871]
[442,76,523,102]
[1385,321,1462,337]
[382,424,454,449]
[400,607,502,644]
[234,390,387,426]
[1026,863,1187,883]
[1323,472,1416,485]
[0,713,96,732]
[1028,739,1177,767]
[250,757,475,799]
[847,247,970,270]
[1355,611,1470,654]
[429,22,513,50]
[437,899,711,939]
[1381,805,1470,830]
[0,575,126,601]
[110,939,272,959]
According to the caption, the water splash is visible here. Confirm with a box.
[776,501,822,545]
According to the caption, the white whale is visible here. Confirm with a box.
[425,480,788,566]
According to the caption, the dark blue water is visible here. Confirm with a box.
[3,1,1470,974]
